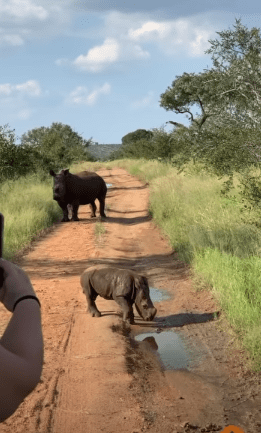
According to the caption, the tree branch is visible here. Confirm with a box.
[166,121,187,128]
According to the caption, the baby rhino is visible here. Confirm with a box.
[80,265,157,324]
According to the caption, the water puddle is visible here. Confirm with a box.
[149,287,171,303]
[135,330,200,370]
[106,183,113,188]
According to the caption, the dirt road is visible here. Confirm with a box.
[1,167,261,433]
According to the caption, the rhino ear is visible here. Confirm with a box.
[134,275,145,295]
[49,169,56,177]
[134,276,141,291]
[63,169,70,176]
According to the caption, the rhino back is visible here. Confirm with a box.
[65,173,107,204]
[76,171,98,178]
[90,269,118,299]
[81,266,137,300]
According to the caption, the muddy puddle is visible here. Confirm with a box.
[149,286,171,303]
[134,287,204,371]
[106,183,113,187]
[135,330,202,371]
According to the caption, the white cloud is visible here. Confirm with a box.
[55,57,69,66]
[70,35,149,73]
[102,11,216,58]
[0,34,24,46]
[130,91,155,109]
[190,29,212,56]
[17,108,33,119]
[128,21,171,40]
[125,43,150,59]
[0,0,48,20]
[67,83,111,105]
[16,80,42,96]
[0,1,71,47]
[0,80,42,97]
[0,84,13,96]
[127,17,213,57]
[73,38,120,72]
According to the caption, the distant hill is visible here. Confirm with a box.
[87,144,122,160]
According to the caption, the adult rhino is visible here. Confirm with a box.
[66,171,102,218]
[50,169,107,222]
[80,265,157,324]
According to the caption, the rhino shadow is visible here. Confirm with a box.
[132,312,219,329]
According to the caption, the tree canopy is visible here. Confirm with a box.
[121,129,153,146]
[20,122,93,171]
[160,19,261,130]
[0,122,94,182]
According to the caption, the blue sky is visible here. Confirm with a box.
[1,0,261,144]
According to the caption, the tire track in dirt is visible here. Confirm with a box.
[1,167,261,433]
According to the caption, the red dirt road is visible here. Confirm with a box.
[1,167,261,433]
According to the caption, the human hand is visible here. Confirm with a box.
[0,259,37,312]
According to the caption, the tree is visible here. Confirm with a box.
[205,18,261,127]
[160,69,226,131]
[121,129,153,146]
[0,125,43,180]
[160,19,261,130]
[20,122,92,170]
[21,122,90,150]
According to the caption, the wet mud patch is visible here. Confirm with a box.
[111,320,166,429]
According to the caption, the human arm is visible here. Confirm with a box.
[0,260,44,422]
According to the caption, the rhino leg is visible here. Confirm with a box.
[99,196,106,218]
[61,206,70,222]
[84,285,101,317]
[67,204,73,220]
[71,203,80,221]
[88,301,101,318]
[114,296,134,324]
[90,201,97,218]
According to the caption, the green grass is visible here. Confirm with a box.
[94,221,106,242]
[0,173,61,259]
[193,249,261,369]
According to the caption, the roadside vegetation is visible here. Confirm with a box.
[0,172,61,259]
[1,19,261,369]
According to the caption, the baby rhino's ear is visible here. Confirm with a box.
[135,275,148,291]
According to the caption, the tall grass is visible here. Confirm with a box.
[0,173,61,259]
[194,249,261,368]
[150,174,261,262]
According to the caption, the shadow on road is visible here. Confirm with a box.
[105,215,151,225]
[108,185,148,192]
[17,251,186,281]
